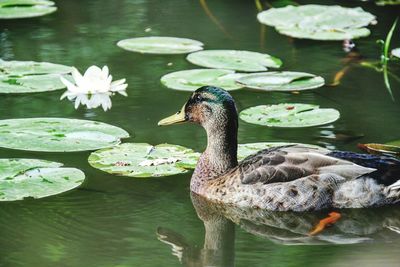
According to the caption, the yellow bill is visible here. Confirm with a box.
[158,104,187,126]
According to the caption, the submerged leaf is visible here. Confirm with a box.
[117,37,204,54]
[236,71,324,91]
[0,118,129,152]
[186,50,282,72]
[0,158,84,201]
[161,69,244,91]
[309,212,341,236]
[240,103,340,127]
[88,143,201,177]
[0,0,57,19]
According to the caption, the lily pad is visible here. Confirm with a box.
[275,26,371,41]
[0,0,57,19]
[376,0,400,6]
[117,37,204,54]
[186,50,282,72]
[0,158,84,201]
[236,72,325,91]
[0,59,72,93]
[0,118,129,152]
[257,5,376,40]
[160,69,245,91]
[239,103,340,127]
[88,143,201,177]
[358,143,400,156]
[392,48,400,58]
[238,142,328,161]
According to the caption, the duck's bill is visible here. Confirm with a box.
[158,105,187,126]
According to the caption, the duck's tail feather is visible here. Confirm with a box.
[384,180,400,204]
[328,151,400,186]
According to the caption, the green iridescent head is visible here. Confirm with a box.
[158,86,238,126]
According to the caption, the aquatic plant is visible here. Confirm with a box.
[60,65,128,111]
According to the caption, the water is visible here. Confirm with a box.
[1,0,400,266]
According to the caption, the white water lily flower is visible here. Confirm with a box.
[60,65,128,111]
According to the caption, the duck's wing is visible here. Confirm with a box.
[238,145,376,185]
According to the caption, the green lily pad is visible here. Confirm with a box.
[117,37,204,54]
[236,72,325,91]
[257,5,376,40]
[239,103,340,127]
[0,118,129,152]
[0,59,72,93]
[0,0,57,19]
[392,48,400,58]
[0,158,84,201]
[186,50,282,72]
[376,0,400,6]
[88,143,201,177]
[358,143,400,156]
[238,142,328,160]
[275,26,371,41]
[160,69,245,91]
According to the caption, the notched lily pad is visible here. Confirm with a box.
[239,103,340,127]
[0,59,72,93]
[358,143,400,156]
[186,50,282,72]
[88,143,201,177]
[0,158,84,201]
[237,71,325,91]
[0,118,129,152]
[0,0,57,19]
[117,37,204,54]
[161,69,245,91]
[392,48,400,59]
[257,5,376,40]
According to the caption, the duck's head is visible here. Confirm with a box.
[158,86,238,130]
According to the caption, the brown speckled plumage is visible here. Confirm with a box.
[161,86,400,211]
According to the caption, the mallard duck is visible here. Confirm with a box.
[158,86,400,211]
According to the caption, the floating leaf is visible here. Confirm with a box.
[117,37,204,54]
[0,59,72,93]
[358,143,400,156]
[376,0,400,6]
[257,5,376,40]
[392,48,400,58]
[0,118,129,152]
[276,26,371,41]
[0,158,84,201]
[0,0,57,19]
[186,50,282,72]
[88,143,200,177]
[238,142,327,161]
[236,72,324,91]
[161,69,245,91]
[240,103,340,127]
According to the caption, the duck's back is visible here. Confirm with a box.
[200,145,400,211]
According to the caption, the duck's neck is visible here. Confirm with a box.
[191,116,238,193]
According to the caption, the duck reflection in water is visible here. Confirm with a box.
[158,193,400,267]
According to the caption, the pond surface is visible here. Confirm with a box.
[1,0,400,266]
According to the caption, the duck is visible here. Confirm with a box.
[158,86,400,211]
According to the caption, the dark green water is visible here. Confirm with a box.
[1,0,400,266]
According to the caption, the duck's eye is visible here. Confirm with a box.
[194,94,203,103]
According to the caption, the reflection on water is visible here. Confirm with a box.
[158,193,400,267]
